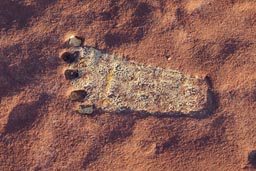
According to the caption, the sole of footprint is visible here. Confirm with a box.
[64,46,214,117]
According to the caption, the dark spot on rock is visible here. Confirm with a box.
[133,2,152,17]
[4,93,50,134]
[104,28,144,47]
[205,75,214,88]
[69,90,87,102]
[61,52,77,63]
[248,150,256,167]
[104,33,123,47]
[99,11,112,21]
[251,90,256,102]
[155,136,180,154]
[82,144,100,168]
[130,2,153,27]
[173,7,187,28]
[193,135,211,147]
[218,40,238,60]
[33,165,42,171]
[64,69,79,80]
[175,8,185,20]
[216,39,252,62]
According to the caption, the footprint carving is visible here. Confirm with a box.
[61,36,213,117]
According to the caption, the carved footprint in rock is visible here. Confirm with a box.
[61,35,214,117]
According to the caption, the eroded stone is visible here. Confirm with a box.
[69,90,87,102]
[67,46,212,116]
[77,105,94,115]
[68,36,83,47]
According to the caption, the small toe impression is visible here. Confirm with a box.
[68,36,84,47]
[61,52,77,63]
[69,90,87,102]
[64,69,79,80]
[77,105,94,115]
[248,150,256,167]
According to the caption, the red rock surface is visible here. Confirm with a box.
[0,0,255,170]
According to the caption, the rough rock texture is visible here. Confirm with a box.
[0,0,255,171]
[67,46,211,116]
